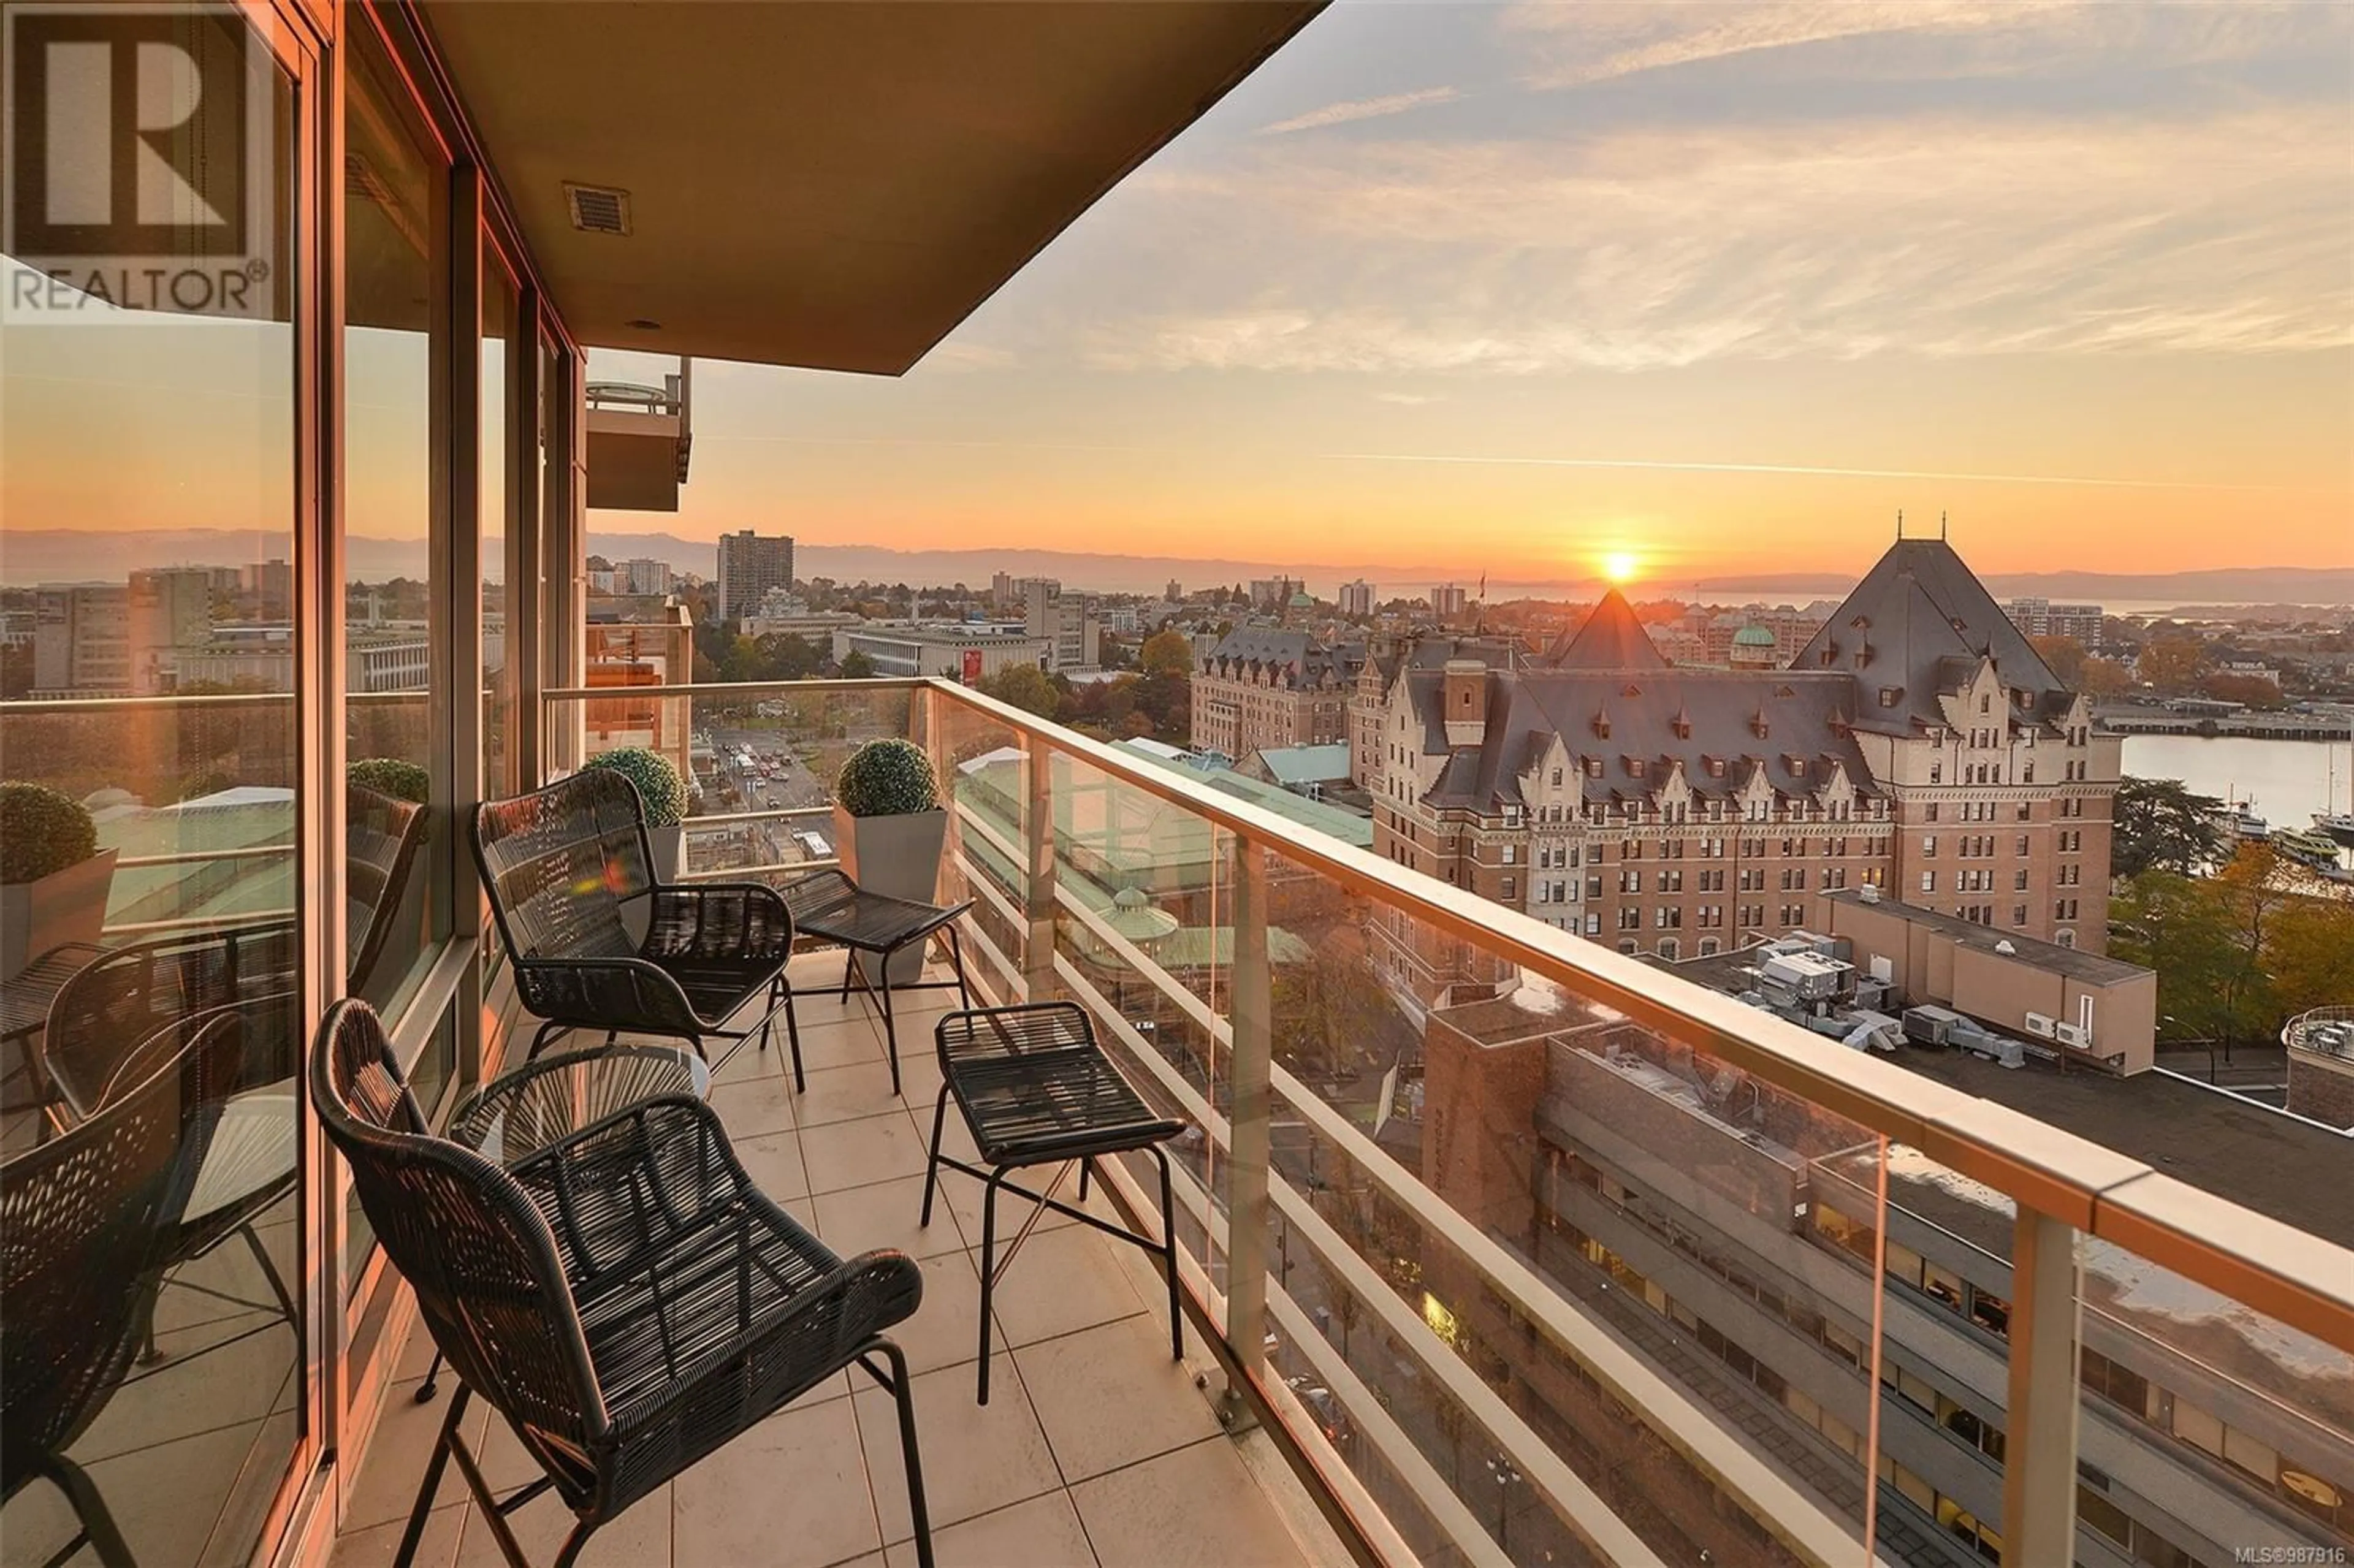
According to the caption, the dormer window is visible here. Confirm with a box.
[1585,756,1604,778]
[1879,687,1902,707]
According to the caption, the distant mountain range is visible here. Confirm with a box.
[5,528,2349,608]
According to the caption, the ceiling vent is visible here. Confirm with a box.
[564,183,632,235]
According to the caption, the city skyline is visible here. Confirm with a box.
[572,1,2351,583]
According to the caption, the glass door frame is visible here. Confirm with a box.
[311,4,588,1556]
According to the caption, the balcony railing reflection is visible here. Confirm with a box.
[538,677,2354,1568]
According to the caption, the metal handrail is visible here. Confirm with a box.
[542,675,2354,1355]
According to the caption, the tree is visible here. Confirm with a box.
[2200,673,2283,709]
[838,650,877,679]
[2028,634,2086,688]
[1141,628,1194,680]
[979,662,1061,719]
[2079,657,2133,699]
[2267,896,2354,1019]
[2110,870,2238,1041]
[2112,778,2223,878]
[2137,633,2206,692]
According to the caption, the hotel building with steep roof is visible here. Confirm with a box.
[1360,537,2122,1005]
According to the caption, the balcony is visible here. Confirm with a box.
[4,678,2349,1568]
[479,675,2349,1568]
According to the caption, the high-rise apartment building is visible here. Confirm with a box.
[715,530,794,621]
[126,568,215,695]
[1022,579,1101,671]
[1363,538,2120,988]
[1247,576,1300,611]
[1339,579,1376,617]
[1430,582,1469,618]
[2003,596,2105,645]
[32,582,129,697]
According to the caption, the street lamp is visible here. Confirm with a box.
[1487,1455,1523,1554]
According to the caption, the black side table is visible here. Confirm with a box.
[918,1002,1184,1403]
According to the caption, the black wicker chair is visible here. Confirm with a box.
[34,922,299,1130]
[314,999,936,1568]
[777,869,973,1097]
[34,930,303,1359]
[347,780,429,1004]
[473,771,801,1079]
[2,1011,245,1568]
[921,1003,1184,1404]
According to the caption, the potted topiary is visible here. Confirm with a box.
[582,747,689,881]
[832,738,945,984]
[1,782,119,981]
[348,756,430,805]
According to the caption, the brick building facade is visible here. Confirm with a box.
[1190,626,1362,761]
[1359,539,2120,1005]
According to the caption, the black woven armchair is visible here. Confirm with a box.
[314,999,936,1568]
[2,1011,245,1568]
[473,771,802,1079]
[348,780,429,1004]
[32,921,300,1136]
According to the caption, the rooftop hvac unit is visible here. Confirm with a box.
[1995,1040,2025,1069]
[1859,883,1881,903]
[2055,1022,2091,1049]
[2024,1012,2057,1039]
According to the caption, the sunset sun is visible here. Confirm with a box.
[1602,550,1640,585]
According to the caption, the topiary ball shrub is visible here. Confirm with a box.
[583,747,687,827]
[1,782,99,885]
[835,739,942,818]
[349,758,432,805]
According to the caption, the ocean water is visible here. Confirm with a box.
[2121,734,2354,833]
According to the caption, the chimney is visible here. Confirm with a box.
[1442,659,1487,747]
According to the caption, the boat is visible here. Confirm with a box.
[2214,799,2268,840]
[2269,827,2344,869]
[2315,813,2354,850]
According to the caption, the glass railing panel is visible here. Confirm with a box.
[551,680,919,885]
[930,689,1030,993]
[2074,1236,2353,1568]
[1040,746,1235,1293]
[1832,1143,2016,1568]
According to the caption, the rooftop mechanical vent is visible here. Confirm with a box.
[564,182,633,235]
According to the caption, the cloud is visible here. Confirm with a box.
[1257,86,1460,135]
[1374,391,1443,405]
[1089,104,2353,374]
[920,341,1019,373]
[1498,1,2315,89]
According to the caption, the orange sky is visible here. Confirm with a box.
[7,3,2350,586]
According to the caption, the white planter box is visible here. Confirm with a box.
[832,805,946,986]
[0,849,118,982]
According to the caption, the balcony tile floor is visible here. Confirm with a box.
[330,953,1336,1568]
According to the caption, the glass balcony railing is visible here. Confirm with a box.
[546,676,2354,1568]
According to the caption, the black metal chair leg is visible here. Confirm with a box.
[920,1085,951,1225]
[396,1385,470,1568]
[977,1168,1010,1405]
[877,1338,936,1568]
[780,974,806,1093]
[240,1222,298,1328]
[415,1350,444,1403]
[1078,1157,1092,1203]
[947,924,972,1013]
[40,1455,135,1568]
[551,1520,599,1568]
[840,949,857,1002]
[525,1018,568,1061]
[1154,1145,1183,1364]
[878,954,902,1097]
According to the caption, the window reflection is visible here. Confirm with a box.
[0,10,302,1564]
[345,21,451,1019]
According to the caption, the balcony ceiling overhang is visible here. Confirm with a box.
[419,0,1322,373]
